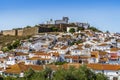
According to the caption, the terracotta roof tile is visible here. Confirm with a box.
[110,48,120,52]
[98,43,108,46]
[61,46,68,50]
[63,63,120,71]
[99,51,107,55]
[4,63,43,74]
[28,57,51,60]
[15,52,28,56]
[87,64,120,70]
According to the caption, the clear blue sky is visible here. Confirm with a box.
[0,0,120,32]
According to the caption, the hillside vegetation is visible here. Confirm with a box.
[0,35,31,51]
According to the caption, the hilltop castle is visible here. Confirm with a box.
[1,17,90,36]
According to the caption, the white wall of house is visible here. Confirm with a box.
[58,49,68,55]
[0,53,7,58]
[51,56,58,62]
[6,57,16,65]
[6,61,15,65]
[117,42,120,48]
[29,53,35,58]
[15,49,29,53]
[89,58,99,63]
[66,58,72,63]
[0,62,6,68]
[70,49,82,55]
[15,56,27,61]
[95,45,110,51]
[25,60,37,65]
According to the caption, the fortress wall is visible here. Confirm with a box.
[17,29,24,36]
[2,30,16,36]
[2,27,39,36]
[22,27,39,36]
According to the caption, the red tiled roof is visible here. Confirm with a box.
[87,63,120,71]
[63,63,120,71]
[4,63,43,74]
[110,48,120,52]
[28,57,50,60]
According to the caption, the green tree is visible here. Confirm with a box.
[78,27,85,31]
[52,27,58,32]
[54,61,67,65]
[7,43,13,50]
[64,66,77,80]
[12,40,20,49]
[69,28,75,33]
[52,68,66,80]
[43,67,52,80]
[74,65,96,80]
[96,73,108,80]
[3,76,16,80]
[106,30,110,34]
[24,68,35,80]
[25,26,31,28]
[2,47,9,52]
[88,26,102,32]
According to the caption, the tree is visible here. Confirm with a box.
[3,40,20,51]
[64,66,77,80]
[52,68,65,80]
[24,68,35,80]
[69,28,75,33]
[43,67,52,79]
[51,27,58,32]
[53,65,97,80]
[3,76,16,80]
[96,73,108,80]
[54,61,67,65]
[74,65,96,80]
[25,26,31,28]
[88,26,102,32]
[7,43,13,50]
[106,30,110,34]
[1,47,9,52]
[78,27,85,31]
[12,40,20,49]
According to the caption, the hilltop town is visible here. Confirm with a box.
[0,17,120,80]
[1,17,90,36]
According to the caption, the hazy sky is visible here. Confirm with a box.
[0,0,120,32]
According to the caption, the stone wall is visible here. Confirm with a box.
[22,27,39,36]
[2,27,42,36]
[2,30,16,36]
[17,29,24,36]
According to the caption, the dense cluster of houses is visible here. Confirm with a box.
[0,29,120,80]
